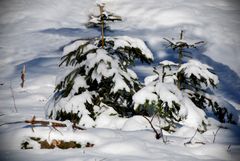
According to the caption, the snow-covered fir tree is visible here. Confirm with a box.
[47,3,153,127]
[133,60,208,132]
[171,32,236,124]
[133,31,236,132]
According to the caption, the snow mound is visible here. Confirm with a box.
[122,116,150,131]
[97,140,148,156]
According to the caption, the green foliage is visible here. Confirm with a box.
[136,98,181,131]
[210,100,235,124]
[51,110,81,123]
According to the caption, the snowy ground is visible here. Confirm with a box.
[0,0,240,161]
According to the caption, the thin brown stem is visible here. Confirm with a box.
[143,115,161,140]
[180,30,183,40]
[213,126,221,143]
[184,129,200,145]
[21,64,26,88]
[98,4,105,48]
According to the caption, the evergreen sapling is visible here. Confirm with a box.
[47,3,153,127]
[134,31,236,133]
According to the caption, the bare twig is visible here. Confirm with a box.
[52,126,63,135]
[213,126,221,143]
[143,115,161,140]
[227,144,231,152]
[194,41,204,45]
[98,3,105,48]
[194,142,206,145]
[10,81,18,112]
[72,122,85,130]
[184,130,198,145]
[180,30,184,40]
[21,64,26,88]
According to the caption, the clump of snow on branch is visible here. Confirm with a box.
[106,36,154,60]
[178,59,219,87]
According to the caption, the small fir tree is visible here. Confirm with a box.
[47,3,153,126]
[134,31,236,132]
[133,60,207,132]
[164,31,235,124]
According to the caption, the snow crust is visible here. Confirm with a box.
[95,104,128,129]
